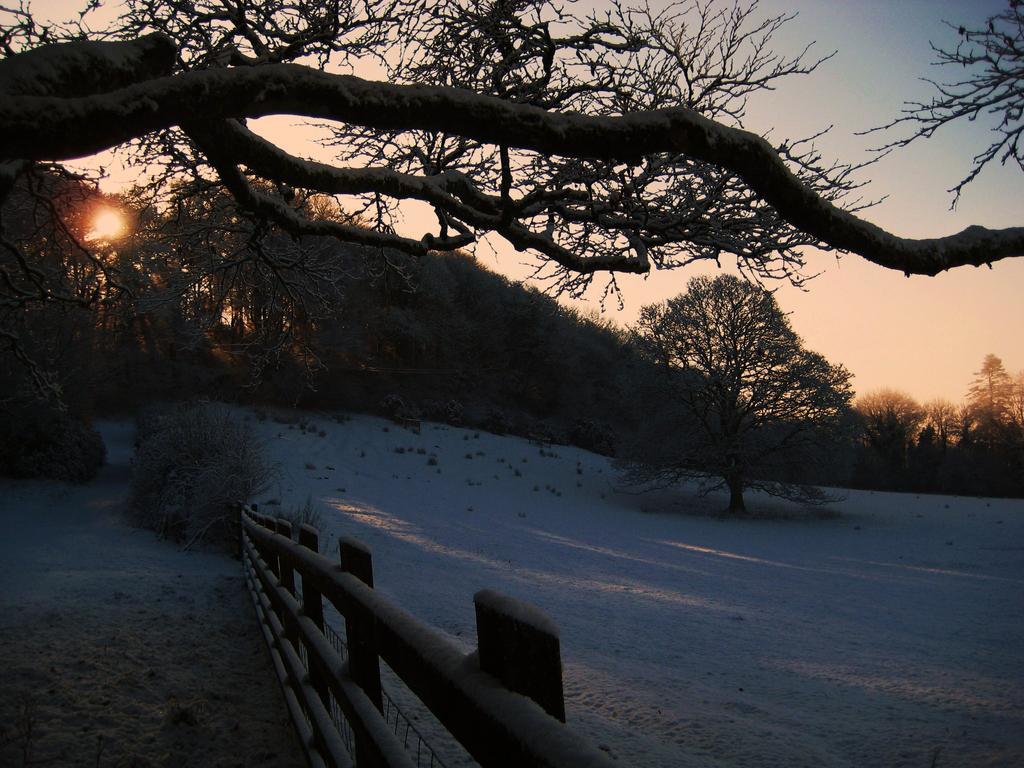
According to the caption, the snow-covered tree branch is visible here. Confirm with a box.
[1,0,1022,298]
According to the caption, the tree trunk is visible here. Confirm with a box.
[726,475,746,515]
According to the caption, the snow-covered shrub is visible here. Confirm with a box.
[444,399,464,425]
[0,400,105,483]
[420,399,445,421]
[130,403,270,549]
[481,407,513,435]
[379,393,408,419]
[419,398,464,425]
[568,418,617,456]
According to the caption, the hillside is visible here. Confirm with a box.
[254,410,1024,768]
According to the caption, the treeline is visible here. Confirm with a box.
[2,172,1020,498]
[850,357,1024,497]
[0,172,648,477]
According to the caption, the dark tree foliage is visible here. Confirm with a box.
[621,274,853,514]
[0,169,113,481]
[0,395,106,482]
[255,244,648,449]
[853,389,925,489]
[968,354,1015,426]
[851,359,1024,498]
[0,175,647,453]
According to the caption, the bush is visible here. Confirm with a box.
[568,418,617,456]
[379,393,411,420]
[481,407,512,435]
[0,398,105,483]
[129,403,270,550]
[444,399,464,425]
[419,398,463,425]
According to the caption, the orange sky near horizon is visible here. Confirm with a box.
[29,0,1023,404]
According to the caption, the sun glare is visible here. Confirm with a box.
[88,208,126,242]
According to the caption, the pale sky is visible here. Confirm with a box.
[532,0,1024,406]
[512,0,1022,404]
[28,0,1024,403]
[726,0,1023,405]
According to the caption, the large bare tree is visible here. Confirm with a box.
[623,273,853,514]
[1,0,1021,302]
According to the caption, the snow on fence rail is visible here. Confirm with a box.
[240,505,618,768]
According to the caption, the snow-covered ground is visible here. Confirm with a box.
[0,421,302,767]
[258,411,1024,768]
[1,411,1020,767]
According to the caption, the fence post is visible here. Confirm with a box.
[249,508,272,567]
[298,524,335,768]
[340,536,384,767]
[230,502,244,558]
[264,517,280,578]
[299,525,328,694]
[253,512,278,576]
[474,589,566,722]
[340,536,374,588]
[340,537,381,707]
[274,519,302,656]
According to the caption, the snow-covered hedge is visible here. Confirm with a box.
[0,402,105,483]
[129,403,270,549]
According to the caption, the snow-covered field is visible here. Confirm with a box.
[0,422,302,767]
[258,411,1024,768]
[1,411,1021,767]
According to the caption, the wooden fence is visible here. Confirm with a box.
[240,505,618,768]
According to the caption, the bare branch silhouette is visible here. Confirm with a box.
[863,1,1024,207]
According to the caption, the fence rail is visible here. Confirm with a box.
[240,505,617,768]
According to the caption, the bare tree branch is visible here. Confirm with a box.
[1,57,1019,275]
[2,0,1022,300]
[864,1,1024,207]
